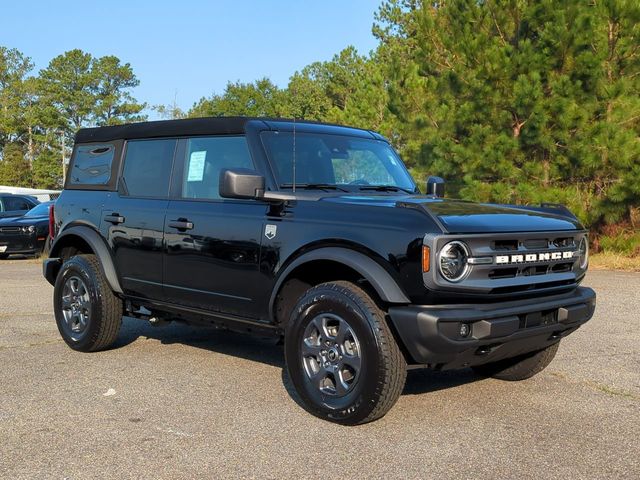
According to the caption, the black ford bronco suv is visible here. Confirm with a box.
[43,117,595,425]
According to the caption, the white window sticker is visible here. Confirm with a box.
[187,151,207,182]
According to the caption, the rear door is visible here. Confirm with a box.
[101,138,177,300]
[163,135,266,318]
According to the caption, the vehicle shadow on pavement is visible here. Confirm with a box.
[115,317,481,400]
[115,317,285,368]
[402,368,480,395]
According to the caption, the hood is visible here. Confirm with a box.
[0,214,48,227]
[0,212,25,220]
[320,194,583,233]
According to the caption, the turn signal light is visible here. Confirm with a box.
[422,245,431,272]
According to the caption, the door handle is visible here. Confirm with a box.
[104,213,125,224]
[168,219,194,231]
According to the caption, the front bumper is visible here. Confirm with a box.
[43,257,62,286]
[388,287,596,368]
[0,232,44,255]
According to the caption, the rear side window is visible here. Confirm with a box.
[68,144,115,185]
[179,136,254,200]
[121,139,177,197]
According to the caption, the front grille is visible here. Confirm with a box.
[491,278,577,294]
[425,230,587,295]
[492,239,518,250]
[486,235,579,281]
[0,226,21,234]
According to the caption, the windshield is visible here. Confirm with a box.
[25,202,50,217]
[261,132,416,192]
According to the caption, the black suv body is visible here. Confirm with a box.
[43,117,595,424]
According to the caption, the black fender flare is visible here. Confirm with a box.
[269,247,410,316]
[47,225,123,294]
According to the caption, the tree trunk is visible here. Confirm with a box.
[27,125,34,168]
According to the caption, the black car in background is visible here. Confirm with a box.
[0,201,53,259]
[0,194,39,219]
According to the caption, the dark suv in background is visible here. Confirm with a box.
[43,117,596,425]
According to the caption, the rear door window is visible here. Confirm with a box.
[68,144,115,185]
[121,139,177,198]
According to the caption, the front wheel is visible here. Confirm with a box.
[472,342,560,381]
[53,254,123,352]
[285,281,406,425]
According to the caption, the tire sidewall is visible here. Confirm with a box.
[285,285,384,424]
[53,256,104,351]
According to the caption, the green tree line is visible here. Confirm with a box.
[0,48,145,188]
[186,0,640,233]
[2,0,639,237]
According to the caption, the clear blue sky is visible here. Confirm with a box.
[1,0,381,116]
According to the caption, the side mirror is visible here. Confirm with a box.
[219,168,265,200]
[426,176,445,197]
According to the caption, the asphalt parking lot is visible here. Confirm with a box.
[0,261,638,479]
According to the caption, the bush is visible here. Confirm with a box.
[596,230,640,257]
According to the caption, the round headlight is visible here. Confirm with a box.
[438,241,470,282]
[23,225,35,233]
[578,237,588,269]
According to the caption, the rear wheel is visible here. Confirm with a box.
[53,254,122,352]
[285,281,406,425]
[472,342,560,381]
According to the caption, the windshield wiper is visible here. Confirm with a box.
[359,185,416,194]
[280,183,349,192]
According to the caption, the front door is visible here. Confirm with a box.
[163,136,266,318]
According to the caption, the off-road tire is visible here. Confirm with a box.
[472,341,560,381]
[285,281,406,425]
[53,254,122,352]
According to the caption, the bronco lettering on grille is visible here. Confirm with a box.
[496,251,575,264]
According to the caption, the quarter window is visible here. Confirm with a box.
[180,136,254,200]
[68,144,115,185]
[122,139,177,197]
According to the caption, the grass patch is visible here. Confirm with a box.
[587,381,639,401]
[589,252,640,272]
[597,231,640,257]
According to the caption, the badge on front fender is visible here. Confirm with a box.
[265,224,277,240]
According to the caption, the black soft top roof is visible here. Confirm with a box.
[74,117,384,144]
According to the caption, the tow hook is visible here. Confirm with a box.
[475,345,496,356]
